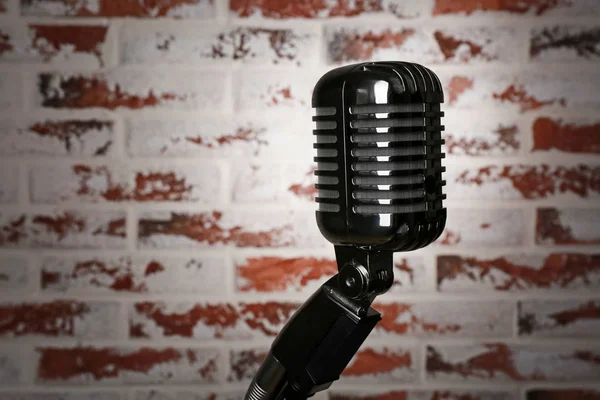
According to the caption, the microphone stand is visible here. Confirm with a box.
[244,246,394,400]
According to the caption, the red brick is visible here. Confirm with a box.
[341,346,417,383]
[30,163,221,203]
[437,209,525,247]
[330,391,515,400]
[373,301,513,338]
[325,26,517,64]
[427,343,600,381]
[37,70,226,110]
[0,163,18,204]
[0,392,126,400]
[527,390,600,400]
[21,0,215,17]
[0,210,126,248]
[532,116,600,154]
[519,299,600,337]
[447,163,600,200]
[0,24,108,66]
[437,253,600,292]
[35,346,221,384]
[531,25,600,61]
[236,71,313,111]
[230,0,423,18]
[537,208,600,245]
[0,0,6,13]
[41,255,226,294]
[122,25,318,66]
[0,300,119,339]
[126,116,311,158]
[0,257,28,292]
[228,348,267,382]
[137,210,327,249]
[444,112,520,156]
[432,0,600,16]
[129,301,298,339]
[0,119,114,156]
[0,347,27,385]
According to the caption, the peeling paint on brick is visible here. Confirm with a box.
[531,26,600,61]
[537,208,600,245]
[21,0,215,17]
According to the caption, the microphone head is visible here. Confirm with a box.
[312,61,446,252]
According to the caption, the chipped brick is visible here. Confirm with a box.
[447,164,600,200]
[37,70,226,110]
[41,255,225,294]
[330,391,515,400]
[122,25,318,66]
[519,299,600,337]
[0,24,108,66]
[438,253,600,292]
[0,300,119,339]
[129,301,298,339]
[137,210,326,248]
[0,119,114,156]
[230,0,423,19]
[531,25,600,61]
[0,257,28,292]
[432,0,600,16]
[341,346,417,383]
[21,0,215,17]
[30,163,221,203]
[527,389,600,400]
[427,343,600,381]
[532,116,600,154]
[0,210,126,248]
[444,112,520,156]
[36,346,221,384]
[438,209,524,247]
[373,301,513,338]
[236,71,313,111]
[228,348,267,382]
[537,208,600,245]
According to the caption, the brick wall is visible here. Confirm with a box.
[0,0,599,399]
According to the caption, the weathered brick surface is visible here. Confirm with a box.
[531,25,600,61]
[137,210,327,248]
[0,392,125,400]
[437,209,524,247]
[122,25,318,66]
[427,343,600,381]
[325,26,518,64]
[341,346,418,383]
[0,0,6,13]
[437,253,600,292]
[230,0,424,19]
[0,24,109,66]
[133,391,243,400]
[432,0,600,16]
[129,301,299,339]
[0,119,114,156]
[329,391,515,400]
[35,347,221,384]
[0,347,26,385]
[236,71,314,111]
[0,163,18,203]
[30,163,221,203]
[228,348,267,383]
[41,255,226,294]
[0,301,119,339]
[36,70,227,110]
[0,211,126,248]
[126,116,311,158]
[537,208,600,245]
[519,299,600,337]
[0,71,21,111]
[532,116,600,154]
[373,301,513,338]
[443,112,520,156]
[21,0,215,17]
[527,389,600,400]
[0,257,28,291]
[446,163,600,200]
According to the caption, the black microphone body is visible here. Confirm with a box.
[244,61,446,400]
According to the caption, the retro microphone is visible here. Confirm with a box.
[244,61,446,400]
